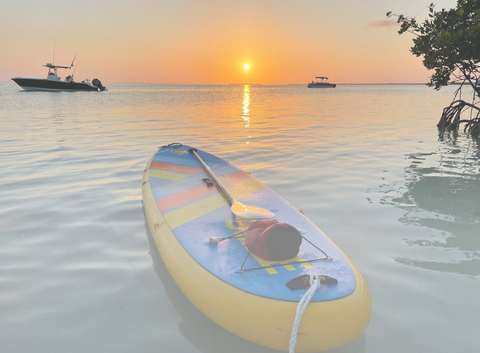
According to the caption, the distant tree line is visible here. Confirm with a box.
[387,0,480,137]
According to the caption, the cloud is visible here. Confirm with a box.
[367,19,398,29]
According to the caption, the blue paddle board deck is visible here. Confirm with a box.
[146,143,356,302]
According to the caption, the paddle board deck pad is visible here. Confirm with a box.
[142,143,371,352]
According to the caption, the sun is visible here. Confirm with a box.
[244,64,250,71]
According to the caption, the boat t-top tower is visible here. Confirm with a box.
[44,53,76,81]
[44,62,73,81]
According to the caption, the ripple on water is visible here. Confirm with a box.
[1,83,479,353]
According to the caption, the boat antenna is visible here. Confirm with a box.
[70,52,78,69]
[72,61,79,76]
[53,40,56,65]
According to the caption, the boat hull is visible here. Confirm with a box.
[307,83,336,88]
[11,78,100,91]
[142,144,371,352]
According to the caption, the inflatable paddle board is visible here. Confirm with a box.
[142,143,371,352]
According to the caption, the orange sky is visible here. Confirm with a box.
[0,0,458,84]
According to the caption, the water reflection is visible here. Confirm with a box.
[144,223,366,353]
[378,138,480,276]
[144,222,273,353]
[242,85,251,145]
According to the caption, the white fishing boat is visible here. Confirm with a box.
[12,53,106,92]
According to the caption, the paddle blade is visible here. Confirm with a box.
[231,201,275,220]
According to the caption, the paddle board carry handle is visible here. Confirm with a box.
[189,148,233,203]
[203,178,214,186]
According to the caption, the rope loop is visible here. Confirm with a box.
[309,273,319,287]
[289,274,320,353]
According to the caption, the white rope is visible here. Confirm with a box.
[289,274,321,353]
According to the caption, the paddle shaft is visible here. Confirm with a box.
[189,148,234,204]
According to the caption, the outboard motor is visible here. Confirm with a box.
[92,78,107,91]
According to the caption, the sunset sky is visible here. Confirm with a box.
[0,0,458,84]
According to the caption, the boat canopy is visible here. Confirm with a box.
[44,63,73,70]
[315,76,328,79]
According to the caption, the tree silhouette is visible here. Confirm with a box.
[387,0,480,137]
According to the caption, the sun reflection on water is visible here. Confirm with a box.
[242,85,251,144]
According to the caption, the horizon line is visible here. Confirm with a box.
[1,80,429,85]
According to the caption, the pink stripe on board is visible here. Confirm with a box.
[150,161,204,175]
[156,170,253,213]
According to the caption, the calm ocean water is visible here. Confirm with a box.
[1,82,479,353]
